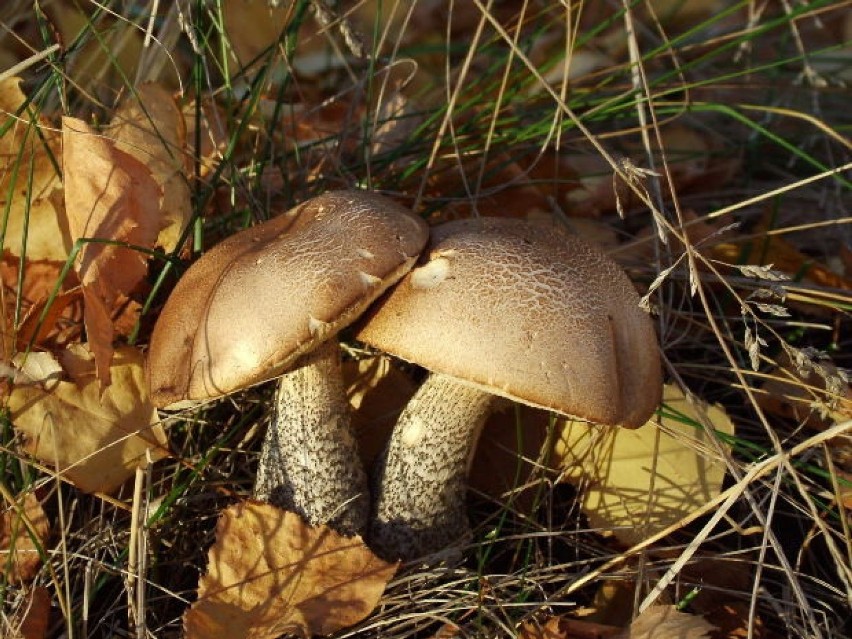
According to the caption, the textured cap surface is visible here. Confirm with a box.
[355,217,661,427]
[147,190,428,407]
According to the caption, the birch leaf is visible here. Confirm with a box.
[107,83,192,252]
[0,77,70,262]
[62,116,161,385]
[8,344,169,494]
[184,501,397,639]
[554,384,733,546]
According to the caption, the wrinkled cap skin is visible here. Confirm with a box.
[355,217,662,428]
[147,190,428,408]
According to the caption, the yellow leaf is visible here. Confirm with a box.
[0,493,49,584]
[8,345,169,494]
[554,384,733,546]
[184,501,397,639]
[0,77,70,262]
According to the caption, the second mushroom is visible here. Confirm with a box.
[355,217,662,559]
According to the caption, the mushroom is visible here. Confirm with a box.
[355,217,662,559]
[147,190,428,535]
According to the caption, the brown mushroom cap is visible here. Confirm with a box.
[355,217,661,428]
[147,190,428,407]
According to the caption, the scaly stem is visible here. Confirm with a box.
[254,341,369,536]
[369,373,496,559]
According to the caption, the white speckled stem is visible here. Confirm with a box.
[369,373,496,560]
[254,341,369,536]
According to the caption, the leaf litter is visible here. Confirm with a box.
[184,501,397,639]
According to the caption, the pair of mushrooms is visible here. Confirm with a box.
[147,190,662,560]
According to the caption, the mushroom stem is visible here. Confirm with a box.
[254,340,369,536]
[369,373,496,560]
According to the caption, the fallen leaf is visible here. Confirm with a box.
[518,606,716,639]
[106,83,192,253]
[615,605,716,639]
[0,77,70,262]
[554,384,733,546]
[429,622,462,639]
[46,2,143,98]
[62,116,162,385]
[756,358,851,430]
[182,98,228,180]
[222,0,300,73]
[0,253,84,356]
[8,344,169,494]
[521,615,623,639]
[0,493,50,583]
[5,586,51,639]
[468,405,553,514]
[710,218,852,293]
[701,602,777,639]
[184,501,397,639]
[346,355,417,469]
[581,579,638,627]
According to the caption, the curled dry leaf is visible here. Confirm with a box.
[554,383,733,546]
[62,116,162,385]
[0,493,49,584]
[8,344,169,494]
[184,501,397,639]
[0,77,70,262]
[107,82,192,253]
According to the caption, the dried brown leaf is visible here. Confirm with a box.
[46,2,143,98]
[615,606,716,639]
[107,83,192,253]
[702,602,777,639]
[346,355,417,469]
[5,586,51,639]
[0,493,49,584]
[468,404,552,515]
[222,0,299,72]
[0,253,83,356]
[712,230,852,292]
[182,98,227,179]
[184,501,397,639]
[520,616,621,639]
[0,78,70,262]
[757,359,851,430]
[62,116,162,384]
[8,344,169,494]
